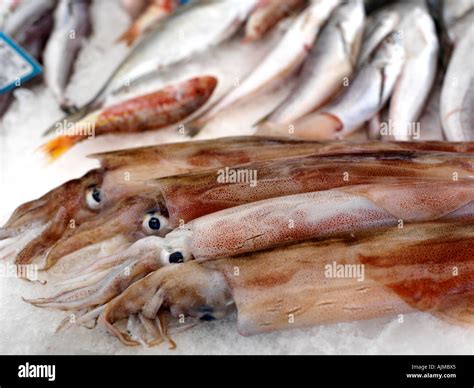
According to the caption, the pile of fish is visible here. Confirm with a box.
[1,136,473,347]
[0,0,473,349]
[1,0,472,160]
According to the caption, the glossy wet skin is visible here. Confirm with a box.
[1,170,104,264]
[43,194,172,270]
[96,221,474,346]
[4,138,474,267]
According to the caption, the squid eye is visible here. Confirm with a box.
[85,186,102,210]
[169,252,184,264]
[160,250,189,266]
[142,212,169,234]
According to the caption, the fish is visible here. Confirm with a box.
[120,0,148,19]
[356,8,399,65]
[256,31,405,140]
[441,0,474,44]
[87,220,474,346]
[0,0,56,118]
[259,0,365,126]
[41,76,218,160]
[27,153,474,311]
[43,0,92,109]
[56,0,257,115]
[440,24,474,141]
[2,0,56,38]
[118,0,193,47]
[418,71,445,141]
[386,3,439,140]
[244,0,307,42]
[189,0,341,132]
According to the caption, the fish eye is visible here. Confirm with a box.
[85,186,102,210]
[142,212,169,235]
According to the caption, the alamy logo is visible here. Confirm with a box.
[324,261,365,282]
[217,167,257,187]
[18,362,55,381]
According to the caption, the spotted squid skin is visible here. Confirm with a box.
[164,181,473,261]
[26,152,474,311]
[156,151,474,226]
[97,221,474,345]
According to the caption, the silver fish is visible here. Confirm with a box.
[262,0,365,125]
[43,0,92,109]
[104,0,256,98]
[442,0,474,43]
[387,3,439,140]
[43,0,256,131]
[0,0,56,118]
[418,72,444,141]
[257,31,405,140]
[2,0,55,38]
[192,0,342,128]
[357,8,399,65]
[440,24,474,141]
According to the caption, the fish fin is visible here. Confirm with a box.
[117,25,141,46]
[40,135,85,161]
[184,119,205,137]
[42,106,92,137]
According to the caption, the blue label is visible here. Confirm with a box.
[0,32,42,95]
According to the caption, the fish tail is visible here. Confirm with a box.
[40,134,85,161]
[117,25,141,46]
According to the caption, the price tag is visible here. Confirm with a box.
[0,32,42,95]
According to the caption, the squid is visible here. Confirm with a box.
[26,180,474,313]
[2,136,339,266]
[35,150,474,272]
[5,137,471,267]
[80,220,474,346]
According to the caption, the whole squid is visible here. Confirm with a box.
[81,220,474,346]
[4,138,473,267]
[3,136,372,265]
[38,150,474,273]
[27,179,474,312]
